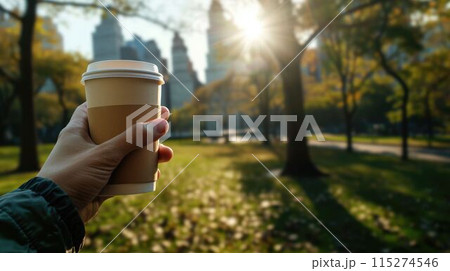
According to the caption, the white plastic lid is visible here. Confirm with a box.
[81,60,164,85]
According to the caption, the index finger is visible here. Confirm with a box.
[66,102,89,131]
[161,106,170,121]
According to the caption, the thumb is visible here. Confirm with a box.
[96,119,169,163]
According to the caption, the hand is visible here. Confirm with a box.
[38,103,173,222]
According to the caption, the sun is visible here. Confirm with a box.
[241,17,264,42]
[233,6,265,43]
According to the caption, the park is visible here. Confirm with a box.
[0,0,449,253]
[1,139,449,252]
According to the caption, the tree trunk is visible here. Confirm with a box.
[424,89,433,148]
[54,80,69,127]
[257,0,321,176]
[376,47,409,161]
[0,87,17,146]
[340,75,353,152]
[261,87,271,146]
[0,121,7,146]
[17,0,39,171]
[256,73,271,146]
[400,85,409,161]
[270,3,320,177]
[280,56,321,177]
[345,113,353,152]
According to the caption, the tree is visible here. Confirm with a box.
[0,0,172,171]
[0,23,20,145]
[372,2,423,160]
[329,0,424,160]
[0,16,85,143]
[35,51,88,127]
[258,0,383,176]
[254,71,272,145]
[196,73,256,142]
[248,58,281,145]
[321,25,376,152]
[408,1,450,146]
[408,50,450,146]
[304,75,343,131]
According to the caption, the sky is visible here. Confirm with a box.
[5,0,304,83]
[36,0,229,83]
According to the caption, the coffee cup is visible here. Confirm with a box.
[81,60,164,196]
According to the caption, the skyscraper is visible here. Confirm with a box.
[171,32,196,109]
[91,13,201,110]
[205,0,234,84]
[143,40,164,72]
[92,12,123,61]
[120,46,139,60]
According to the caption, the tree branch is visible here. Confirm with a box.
[355,67,375,91]
[300,0,384,48]
[373,2,408,90]
[39,0,174,31]
[0,67,17,84]
[342,0,384,17]
[0,3,22,20]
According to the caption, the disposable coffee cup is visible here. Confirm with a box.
[81,60,165,196]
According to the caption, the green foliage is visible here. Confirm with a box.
[406,50,450,134]
[0,15,89,143]
[35,93,62,129]
[34,50,88,110]
[356,77,395,130]
[304,75,343,128]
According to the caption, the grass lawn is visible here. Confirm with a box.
[324,134,450,148]
[0,140,449,252]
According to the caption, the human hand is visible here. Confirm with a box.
[38,103,173,222]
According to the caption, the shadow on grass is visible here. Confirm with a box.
[0,170,18,177]
[317,150,450,251]
[232,155,393,252]
[233,144,450,252]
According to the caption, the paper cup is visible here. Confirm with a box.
[81,60,164,196]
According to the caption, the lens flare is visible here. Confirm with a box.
[234,7,264,43]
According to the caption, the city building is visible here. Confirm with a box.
[123,36,146,60]
[170,32,198,109]
[91,11,202,111]
[205,0,235,84]
[92,12,124,61]
[122,38,166,73]
[120,45,139,60]
[120,38,173,108]
[143,40,165,73]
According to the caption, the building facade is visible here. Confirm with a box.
[92,12,124,61]
[205,0,234,84]
[170,32,197,109]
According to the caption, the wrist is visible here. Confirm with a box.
[19,177,86,252]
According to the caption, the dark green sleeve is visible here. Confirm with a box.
[0,177,85,252]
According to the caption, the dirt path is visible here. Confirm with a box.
[309,140,450,163]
